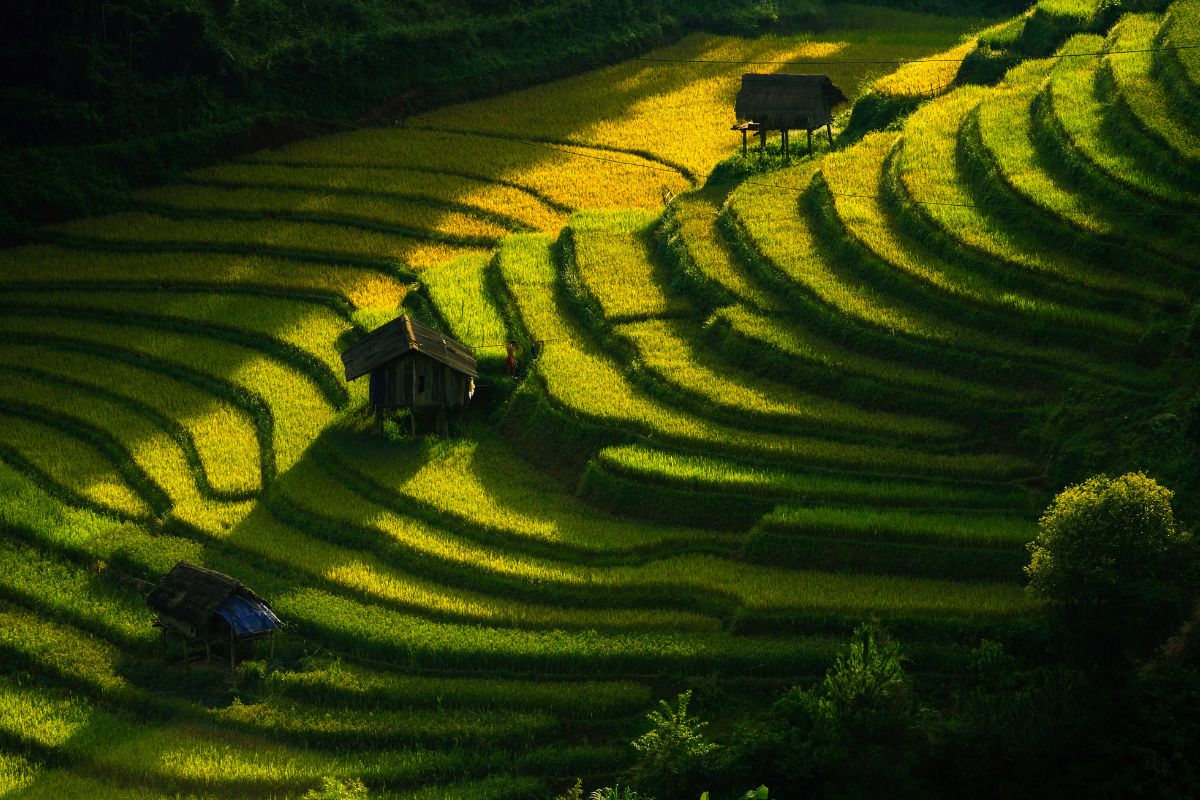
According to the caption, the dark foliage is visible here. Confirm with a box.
[0,0,830,239]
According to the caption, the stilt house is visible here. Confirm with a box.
[147,561,282,670]
[732,74,848,156]
[341,315,478,432]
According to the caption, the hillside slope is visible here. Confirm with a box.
[0,2,1197,797]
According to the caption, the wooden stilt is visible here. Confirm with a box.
[807,128,813,156]
[782,129,789,161]
[230,629,237,679]
[827,122,834,146]
[182,636,189,672]
[759,127,766,151]
[741,129,747,156]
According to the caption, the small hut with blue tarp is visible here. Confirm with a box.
[147,561,282,672]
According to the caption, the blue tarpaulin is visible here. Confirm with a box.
[216,594,282,638]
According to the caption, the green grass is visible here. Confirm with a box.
[1105,13,1200,171]
[726,162,1152,388]
[821,128,1155,336]
[320,429,733,554]
[894,84,1178,310]
[593,445,1041,511]
[1156,0,1200,122]
[0,413,151,520]
[709,305,1032,408]
[283,441,1038,625]
[567,210,692,321]
[1041,33,1200,205]
[974,54,1200,269]
[0,314,340,478]
[267,659,651,718]
[662,191,784,311]
[498,233,1033,478]
[0,344,261,498]
[614,317,964,441]
[0,538,156,652]
[423,252,511,366]
[760,505,1035,548]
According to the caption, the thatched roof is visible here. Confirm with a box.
[734,74,848,130]
[147,562,281,641]
[341,315,478,382]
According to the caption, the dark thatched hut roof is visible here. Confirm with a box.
[734,73,848,130]
[341,315,478,383]
[147,562,281,642]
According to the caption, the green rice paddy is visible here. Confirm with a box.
[0,1,1194,795]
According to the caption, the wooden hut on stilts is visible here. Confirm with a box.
[732,74,848,158]
[147,562,282,677]
[341,315,478,437]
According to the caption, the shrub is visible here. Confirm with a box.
[630,691,718,800]
[304,776,370,799]
[1026,473,1197,662]
[590,785,652,800]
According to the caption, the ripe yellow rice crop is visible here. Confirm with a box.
[0,246,406,311]
[419,6,995,180]
[0,413,150,519]
[243,127,685,212]
[137,183,511,242]
[50,212,484,274]
[190,163,568,233]
[873,38,978,99]
[0,344,261,497]
[0,315,339,476]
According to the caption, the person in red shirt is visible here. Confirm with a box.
[505,339,518,376]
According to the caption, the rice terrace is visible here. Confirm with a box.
[1,0,1199,797]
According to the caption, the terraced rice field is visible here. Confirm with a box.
[0,1,1195,796]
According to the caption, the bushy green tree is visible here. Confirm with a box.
[630,690,717,800]
[721,623,924,798]
[1027,473,1196,662]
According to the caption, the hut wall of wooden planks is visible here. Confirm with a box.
[341,315,479,435]
[733,73,848,156]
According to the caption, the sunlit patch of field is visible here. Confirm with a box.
[1,1,1194,795]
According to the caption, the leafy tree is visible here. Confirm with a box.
[721,623,924,798]
[1026,473,1196,662]
[630,690,717,800]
